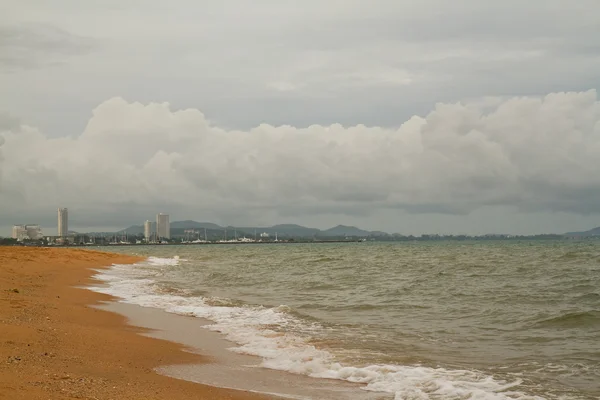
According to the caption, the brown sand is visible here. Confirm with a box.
[0,247,271,400]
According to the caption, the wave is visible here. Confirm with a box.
[147,256,184,266]
[309,257,340,263]
[575,292,600,302]
[89,257,545,400]
[533,311,600,328]
[298,282,337,290]
[556,251,584,260]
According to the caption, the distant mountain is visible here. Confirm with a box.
[235,224,321,238]
[369,231,390,237]
[117,221,223,235]
[123,225,144,235]
[272,224,321,237]
[320,225,372,237]
[564,226,600,237]
[170,220,223,230]
[107,221,386,239]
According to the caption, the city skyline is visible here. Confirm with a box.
[2,208,600,238]
[5,212,599,239]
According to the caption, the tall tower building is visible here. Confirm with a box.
[144,220,152,242]
[156,213,170,240]
[57,208,68,237]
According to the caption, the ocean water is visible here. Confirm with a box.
[90,241,600,399]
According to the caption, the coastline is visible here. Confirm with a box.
[93,301,389,400]
[0,247,272,400]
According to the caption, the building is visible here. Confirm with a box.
[12,224,43,241]
[156,213,170,240]
[26,225,42,240]
[12,225,26,241]
[144,220,152,242]
[57,208,68,237]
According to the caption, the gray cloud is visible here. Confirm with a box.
[2,0,600,134]
[0,112,20,196]
[0,24,95,71]
[1,91,599,233]
[0,111,20,131]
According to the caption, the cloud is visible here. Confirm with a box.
[0,111,21,195]
[1,90,600,229]
[0,111,20,131]
[0,24,95,71]
[1,0,599,140]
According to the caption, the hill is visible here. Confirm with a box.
[123,225,144,235]
[170,220,223,230]
[104,221,386,239]
[234,224,321,238]
[320,225,372,237]
[564,226,600,237]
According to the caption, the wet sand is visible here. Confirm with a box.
[94,302,390,400]
[0,247,271,400]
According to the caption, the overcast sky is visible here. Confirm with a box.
[1,0,600,235]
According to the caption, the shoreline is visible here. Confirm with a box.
[0,247,272,400]
[3,239,367,249]
[91,302,389,400]
[84,252,389,399]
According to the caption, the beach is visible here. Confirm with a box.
[2,243,598,400]
[0,247,271,400]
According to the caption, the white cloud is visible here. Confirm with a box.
[1,90,600,231]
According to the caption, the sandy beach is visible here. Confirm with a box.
[0,247,270,400]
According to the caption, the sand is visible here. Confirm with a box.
[0,247,271,400]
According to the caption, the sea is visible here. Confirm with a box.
[90,241,600,399]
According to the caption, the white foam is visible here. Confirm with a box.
[147,256,183,266]
[89,259,547,400]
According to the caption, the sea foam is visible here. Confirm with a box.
[89,257,546,400]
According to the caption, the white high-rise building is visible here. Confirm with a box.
[156,213,170,240]
[12,224,42,241]
[12,225,26,240]
[144,220,152,242]
[26,225,42,240]
[58,208,68,237]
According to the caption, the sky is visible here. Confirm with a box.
[1,0,600,236]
